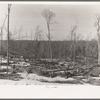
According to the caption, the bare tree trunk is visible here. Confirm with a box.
[73,33,76,62]
[49,40,52,60]
[85,41,88,67]
[7,4,10,70]
[95,16,100,65]
[0,15,7,67]
[70,32,73,62]
[47,24,52,60]
[98,33,100,65]
[42,9,56,61]
[0,30,2,66]
[34,25,42,59]
[7,4,11,74]
[69,25,77,62]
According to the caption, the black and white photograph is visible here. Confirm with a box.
[0,1,100,87]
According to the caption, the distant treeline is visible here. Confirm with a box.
[0,40,98,60]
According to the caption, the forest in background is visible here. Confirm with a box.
[0,39,98,61]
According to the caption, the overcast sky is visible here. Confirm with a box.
[0,3,100,40]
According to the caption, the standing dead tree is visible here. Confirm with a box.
[42,9,56,60]
[34,25,42,59]
[7,4,12,70]
[95,15,100,65]
[18,26,23,40]
[34,25,42,41]
[30,29,33,41]
[0,15,7,66]
[85,35,90,67]
[69,25,77,62]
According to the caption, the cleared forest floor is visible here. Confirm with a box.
[0,57,100,85]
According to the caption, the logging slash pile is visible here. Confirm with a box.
[25,57,100,78]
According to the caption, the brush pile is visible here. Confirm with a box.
[25,57,99,78]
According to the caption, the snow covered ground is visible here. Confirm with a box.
[0,73,92,85]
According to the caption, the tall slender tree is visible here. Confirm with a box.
[34,25,42,59]
[69,25,77,62]
[7,4,12,70]
[0,15,7,66]
[42,9,56,60]
[95,15,100,65]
